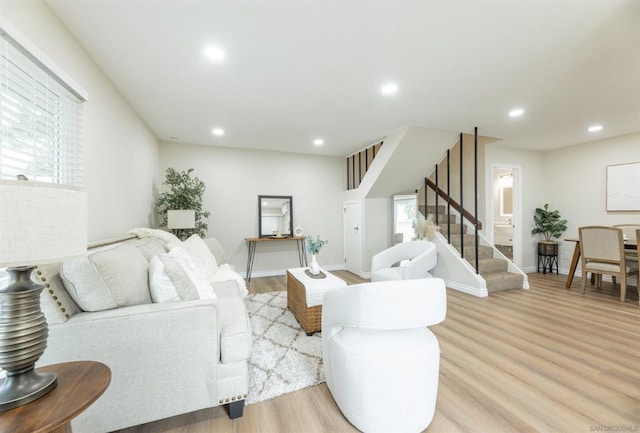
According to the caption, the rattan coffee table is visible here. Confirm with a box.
[286,267,347,335]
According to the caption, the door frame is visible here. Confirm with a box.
[487,163,522,267]
[343,199,363,276]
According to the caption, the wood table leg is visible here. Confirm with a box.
[565,242,581,289]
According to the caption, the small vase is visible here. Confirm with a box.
[309,254,320,275]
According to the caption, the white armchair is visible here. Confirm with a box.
[322,278,447,433]
[371,240,437,282]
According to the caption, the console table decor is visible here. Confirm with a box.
[245,236,307,282]
[0,361,111,433]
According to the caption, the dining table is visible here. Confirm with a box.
[564,237,638,288]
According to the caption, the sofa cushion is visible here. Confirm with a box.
[180,234,219,280]
[167,247,217,300]
[148,255,201,303]
[60,244,151,311]
[217,296,252,363]
[131,238,167,261]
[371,267,404,282]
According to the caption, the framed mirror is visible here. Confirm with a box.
[258,195,293,238]
[499,174,513,217]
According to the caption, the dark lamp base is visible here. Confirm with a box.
[0,369,57,411]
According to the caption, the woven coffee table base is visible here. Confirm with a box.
[286,271,323,335]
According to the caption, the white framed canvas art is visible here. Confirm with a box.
[606,162,640,211]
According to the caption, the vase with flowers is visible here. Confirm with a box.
[306,235,327,275]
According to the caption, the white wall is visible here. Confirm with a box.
[542,132,640,272]
[363,198,392,274]
[159,142,345,276]
[2,1,160,241]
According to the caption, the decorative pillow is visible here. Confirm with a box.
[167,247,217,300]
[60,244,151,312]
[148,255,200,303]
[180,234,219,280]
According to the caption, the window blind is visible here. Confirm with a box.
[0,34,83,185]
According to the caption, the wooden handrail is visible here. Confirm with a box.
[425,178,483,230]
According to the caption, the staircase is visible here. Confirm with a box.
[425,204,524,293]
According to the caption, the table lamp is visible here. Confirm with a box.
[0,179,87,410]
[167,209,195,239]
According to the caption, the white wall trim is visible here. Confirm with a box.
[444,279,489,297]
[0,18,89,101]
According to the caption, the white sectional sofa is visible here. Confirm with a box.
[35,232,252,433]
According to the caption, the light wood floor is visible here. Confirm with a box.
[117,272,640,433]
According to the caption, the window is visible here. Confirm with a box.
[393,194,417,243]
[1,25,85,185]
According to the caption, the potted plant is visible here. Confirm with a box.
[531,204,567,273]
[156,168,211,240]
[306,235,327,276]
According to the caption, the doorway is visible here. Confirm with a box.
[343,200,362,275]
[490,165,522,266]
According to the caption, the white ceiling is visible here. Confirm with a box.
[47,0,640,157]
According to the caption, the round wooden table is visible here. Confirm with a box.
[0,361,111,433]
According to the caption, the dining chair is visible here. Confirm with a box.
[578,226,639,303]
[613,223,640,263]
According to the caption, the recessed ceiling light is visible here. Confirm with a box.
[509,108,524,117]
[313,138,324,146]
[381,82,398,95]
[204,46,225,62]
[212,128,224,136]
[588,124,603,132]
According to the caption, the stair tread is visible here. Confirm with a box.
[484,271,524,293]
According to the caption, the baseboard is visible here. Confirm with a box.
[444,279,489,297]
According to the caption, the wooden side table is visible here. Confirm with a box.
[0,361,111,433]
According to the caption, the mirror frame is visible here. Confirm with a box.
[258,195,293,238]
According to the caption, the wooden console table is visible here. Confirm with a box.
[245,236,307,282]
[0,361,111,433]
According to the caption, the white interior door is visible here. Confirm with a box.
[344,201,362,275]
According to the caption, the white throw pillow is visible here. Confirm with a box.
[148,255,201,303]
[180,234,219,280]
[61,244,151,312]
[168,247,217,300]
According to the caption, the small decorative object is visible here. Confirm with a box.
[415,213,440,240]
[156,168,211,240]
[0,178,88,410]
[306,235,327,276]
[294,226,304,237]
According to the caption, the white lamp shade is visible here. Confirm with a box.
[0,180,88,267]
[167,209,196,229]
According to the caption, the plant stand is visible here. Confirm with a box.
[537,241,558,274]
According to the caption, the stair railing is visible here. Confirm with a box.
[424,127,481,273]
[346,140,383,190]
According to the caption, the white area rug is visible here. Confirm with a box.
[245,291,324,404]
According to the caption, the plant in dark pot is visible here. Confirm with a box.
[156,168,211,240]
[531,203,567,274]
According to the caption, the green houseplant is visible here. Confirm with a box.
[156,168,211,240]
[531,204,567,274]
[531,203,568,241]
